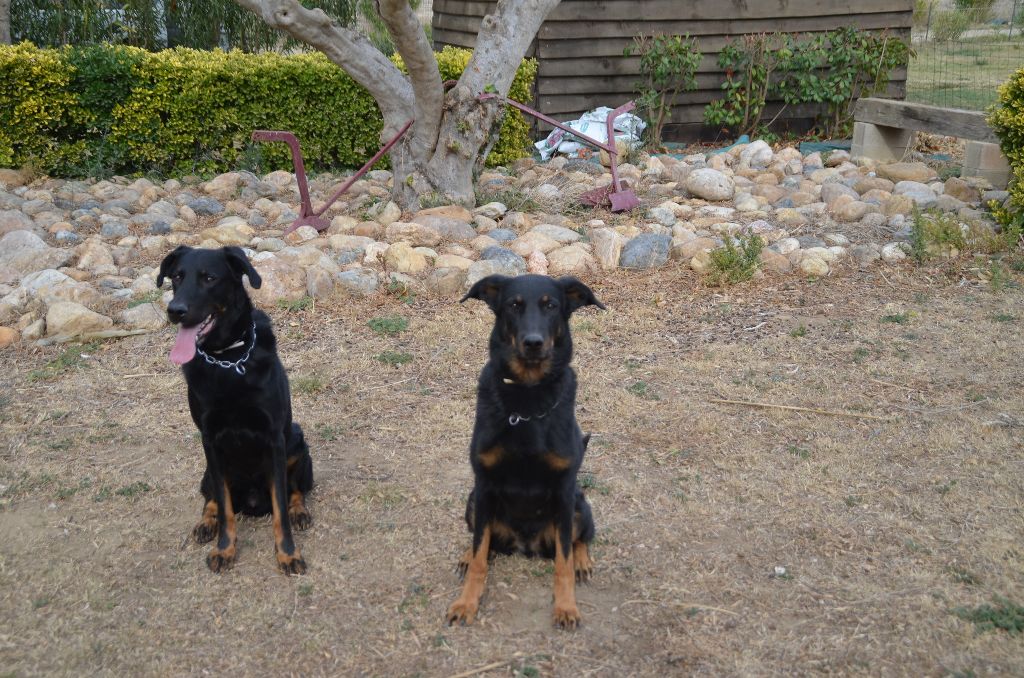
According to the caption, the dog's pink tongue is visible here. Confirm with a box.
[170,325,200,366]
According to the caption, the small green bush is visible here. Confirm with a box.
[931,11,972,41]
[0,43,537,177]
[989,67,1024,245]
[706,235,763,286]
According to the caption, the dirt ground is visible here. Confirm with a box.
[1,260,1022,677]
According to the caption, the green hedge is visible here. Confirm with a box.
[0,42,536,177]
[989,67,1024,233]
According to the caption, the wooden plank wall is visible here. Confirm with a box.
[432,0,914,141]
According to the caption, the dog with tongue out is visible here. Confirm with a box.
[158,245,315,575]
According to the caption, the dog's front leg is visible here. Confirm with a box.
[447,492,491,625]
[270,438,306,575]
[204,443,237,572]
[552,499,582,629]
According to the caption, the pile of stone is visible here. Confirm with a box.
[0,139,1006,347]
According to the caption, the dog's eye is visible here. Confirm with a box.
[203,274,216,283]
[172,272,183,283]
[509,300,523,310]
[545,300,558,310]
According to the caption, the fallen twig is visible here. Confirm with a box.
[710,398,889,421]
[868,377,929,392]
[448,653,524,678]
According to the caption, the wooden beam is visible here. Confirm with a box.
[854,97,998,143]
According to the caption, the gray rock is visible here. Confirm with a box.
[119,302,166,331]
[55,230,81,244]
[336,268,379,296]
[46,301,113,338]
[100,220,130,240]
[821,183,859,205]
[416,215,476,242]
[480,246,527,273]
[532,223,582,243]
[0,231,71,274]
[645,206,676,227]
[796,235,827,249]
[425,267,468,296]
[982,190,1009,204]
[685,168,735,201]
[188,197,225,216]
[893,181,938,208]
[336,249,362,265]
[620,233,671,269]
[850,244,881,266]
[0,209,35,235]
[487,228,517,242]
[147,221,171,235]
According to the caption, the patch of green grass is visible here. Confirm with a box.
[705,235,764,287]
[293,375,327,394]
[881,312,912,324]
[790,324,807,338]
[475,186,539,212]
[28,341,101,382]
[627,380,659,400]
[374,351,413,366]
[852,347,871,363]
[298,583,314,596]
[952,597,1024,635]
[579,472,610,496]
[92,486,113,502]
[936,479,958,495]
[276,296,314,312]
[844,495,860,507]
[127,289,162,308]
[993,313,1016,322]
[386,280,416,305]
[517,666,541,678]
[529,563,555,577]
[315,423,344,441]
[32,596,50,610]
[55,477,92,500]
[787,445,810,460]
[904,538,930,554]
[115,481,152,498]
[398,582,429,613]
[367,315,409,336]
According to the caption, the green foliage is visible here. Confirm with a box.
[704,28,909,138]
[374,350,413,366]
[990,68,1024,243]
[706,235,764,286]
[952,597,1024,634]
[0,43,537,177]
[932,12,973,42]
[367,315,408,336]
[276,296,314,312]
[910,207,1016,260]
[624,33,700,148]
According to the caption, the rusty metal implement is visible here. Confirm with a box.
[478,95,640,212]
[251,119,414,237]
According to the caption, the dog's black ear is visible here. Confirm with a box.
[157,245,190,288]
[559,277,606,314]
[223,247,261,289]
[460,274,510,312]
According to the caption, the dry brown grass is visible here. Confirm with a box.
[1,262,1023,677]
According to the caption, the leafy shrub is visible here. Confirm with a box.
[0,43,537,177]
[704,28,909,138]
[706,235,763,286]
[624,33,700,148]
[989,68,1024,246]
[932,11,973,41]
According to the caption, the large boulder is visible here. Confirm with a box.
[46,301,113,338]
[685,168,735,201]
[0,231,72,275]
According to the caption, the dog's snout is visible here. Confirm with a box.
[167,301,188,323]
[522,334,544,351]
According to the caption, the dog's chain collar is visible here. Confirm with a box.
[508,394,562,426]
[195,321,256,375]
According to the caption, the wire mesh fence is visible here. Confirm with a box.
[908,0,1024,110]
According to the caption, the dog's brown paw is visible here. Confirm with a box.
[455,547,473,580]
[553,603,582,630]
[206,547,236,573]
[446,598,479,626]
[192,520,217,544]
[276,551,307,575]
[289,508,313,532]
[573,543,594,582]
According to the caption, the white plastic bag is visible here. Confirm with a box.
[534,106,646,161]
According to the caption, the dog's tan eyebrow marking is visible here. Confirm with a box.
[540,295,550,304]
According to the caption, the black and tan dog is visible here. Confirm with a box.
[449,273,605,629]
[158,245,313,575]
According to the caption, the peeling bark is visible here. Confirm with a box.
[231,0,560,209]
[0,0,11,45]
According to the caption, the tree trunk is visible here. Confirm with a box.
[232,0,560,211]
[0,0,12,45]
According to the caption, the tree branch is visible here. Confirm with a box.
[231,0,415,139]
[459,0,559,95]
[377,0,443,157]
